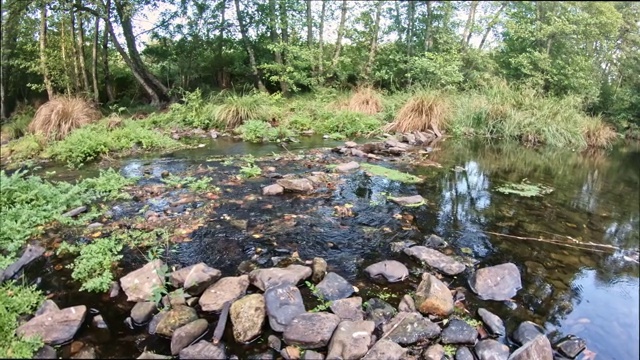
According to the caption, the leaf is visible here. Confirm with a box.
[460,247,473,255]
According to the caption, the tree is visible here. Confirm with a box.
[233,0,267,92]
[40,3,54,99]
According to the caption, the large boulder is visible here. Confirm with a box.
[508,335,553,360]
[283,312,341,349]
[380,312,441,345]
[170,319,209,355]
[169,263,221,296]
[265,283,306,332]
[120,260,165,302]
[364,260,409,283]
[469,263,522,301]
[326,320,375,360]
[230,294,266,343]
[315,272,354,301]
[249,265,312,291]
[16,305,87,345]
[199,275,250,312]
[404,246,466,275]
[414,273,454,317]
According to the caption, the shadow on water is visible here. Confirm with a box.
[20,137,640,359]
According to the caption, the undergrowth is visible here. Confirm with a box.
[0,281,45,358]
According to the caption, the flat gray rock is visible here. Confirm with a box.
[478,308,505,336]
[326,320,375,360]
[315,272,354,301]
[475,339,510,360]
[120,260,165,302]
[1,244,45,281]
[469,263,522,301]
[335,161,360,172]
[16,305,87,345]
[170,319,209,355]
[441,319,478,345]
[389,195,425,206]
[179,340,227,359]
[362,339,406,360]
[404,246,465,275]
[330,297,364,321]
[131,301,158,325]
[283,312,340,349]
[508,335,553,360]
[511,321,545,346]
[276,178,314,192]
[265,283,306,332]
[199,275,250,312]
[263,184,284,196]
[364,260,409,282]
[381,312,441,345]
[35,300,60,316]
[249,265,312,291]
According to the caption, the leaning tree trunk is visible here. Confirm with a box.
[76,1,91,92]
[364,1,383,81]
[40,4,54,99]
[461,1,479,47]
[479,2,506,50]
[92,15,100,102]
[331,0,348,68]
[233,0,267,92]
[70,10,82,92]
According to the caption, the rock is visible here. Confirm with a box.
[155,305,198,337]
[478,308,505,337]
[345,141,357,148]
[335,161,360,172]
[351,149,367,157]
[16,305,87,345]
[199,275,250,312]
[167,290,188,307]
[404,246,465,275]
[423,344,445,360]
[398,295,416,312]
[554,335,586,359]
[326,320,375,360]
[414,273,454,317]
[109,281,120,298]
[508,335,553,360]
[71,345,95,359]
[441,319,478,345]
[137,351,172,359]
[265,283,306,332]
[230,294,266,343]
[62,206,87,217]
[276,178,314,192]
[390,240,417,253]
[362,339,406,360]
[330,297,364,321]
[511,321,544,346]
[283,312,340,349]
[468,263,522,301]
[268,335,282,351]
[364,298,396,327]
[312,257,327,283]
[475,339,510,360]
[179,340,227,359]
[389,195,425,206]
[34,345,57,359]
[402,133,417,145]
[302,350,324,360]
[381,312,441,345]
[1,244,45,281]
[364,260,409,283]
[281,346,301,360]
[249,265,312,291]
[385,139,410,149]
[456,346,475,360]
[148,311,167,335]
[120,259,165,302]
[424,234,447,248]
[315,272,354,301]
[263,184,285,196]
[170,319,209,355]
[169,263,222,296]
[130,301,158,325]
[35,300,60,316]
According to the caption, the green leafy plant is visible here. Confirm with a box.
[495,179,554,197]
[239,163,262,179]
[443,344,457,357]
[58,237,124,293]
[305,281,332,312]
[360,163,423,184]
[0,281,45,358]
[161,174,215,193]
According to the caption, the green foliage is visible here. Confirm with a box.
[495,179,554,197]
[59,237,124,293]
[147,89,219,129]
[0,282,44,358]
[237,120,276,143]
[305,281,332,312]
[2,108,34,140]
[239,163,262,179]
[161,174,216,192]
[81,168,137,200]
[215,93,273,129]
[443,344,456,357]
[314,111,383,138]
[3,135,44,161]
[360,163,423,184]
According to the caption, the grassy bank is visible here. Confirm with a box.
[0,85,620,168]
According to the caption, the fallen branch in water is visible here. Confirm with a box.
[484,231,620,253]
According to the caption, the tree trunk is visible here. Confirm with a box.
[395,1,403,43]
[461,1,479,47]
[407,1,415,57]
[268,0,287,94]
[40,4,54,99]
[61,16,73,95]
[75,1,91,92]
[306,0,312,47]
[279,0,288,44]
[233,0,267,92]
[424,1,433,51]
[92,16,100,102]
[70,10,82,92]
[217,0,226,87]
[102,0,115,102]
[364,1,383,81]
[479,2,506,50]
[318,0,326,74]
[332,0,348,68]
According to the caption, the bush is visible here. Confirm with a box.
[383,92,449,136]
[0,282,44,358]
[1,108,35,141]
[2,135,45,162]
[315,110,383,138]
[28,97,102,141]
[346,87,383,115]
[215,93,270,129]
[58,237,123,293]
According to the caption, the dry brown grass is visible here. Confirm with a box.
[583,121,617,148]
[383,93,448,136]
[346,87,382,115]
[28,97,101,141]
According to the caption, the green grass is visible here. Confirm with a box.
[0,281,45,358]
[360,163,423,183]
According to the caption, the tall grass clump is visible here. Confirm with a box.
[215,93,270,129]
[583,121,617,148]
[383,92,449,136]
[1,106,35,142]
[346,87,383,115]
[28,97,101,141]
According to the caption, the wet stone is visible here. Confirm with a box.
[281,346,301,360]
[1,244,45,281]
[455,347,475,360]
[478,308,505,337]
[423,344,445,360]
[276,178,314,192]
[34,345,57,359]
[312,257,328,283]
[302,350,324,360]
[71,345,95,359]
[249,264,312,291]
[404,246,465,275]
[330,297,364,321]
[469,263,522,301]
[508,335,553,360]
[148,311,167,335]
[131,301,158,325]
[199,275,250,312]
[155,305,198,337]
[283,312,340,349]
[16,305,87,345]
[326,320,375,360]
[554,335,586,359]
[364,297,396,327]
[230,294,266,343]
[441,319,478,345]
[35,300,60,316]
[265,283,306,332]
[335,161,360,172]
[389,195,425,206]
[381,312,441,345]
[362,339,406,360]
[137,351,172,359]
[171,319,209,355]
[424,234,447,248]
[120,259,165,302]
[170,263,222,296]
[315,272,354,301]
[268,335,282,351]
[415,273,454,317]
[109,281,120,298]
[511,321,544,346]
[179,340,227,359]
[398,294,416,312]
[390,240,417,253]
[364,260,409,283]
[475,339,510,360]
[263,184,284,196]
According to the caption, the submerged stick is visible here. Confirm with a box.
[484,231,618,253]
[212,301,230,345]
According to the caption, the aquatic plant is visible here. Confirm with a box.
[495,179,554,197]
[360,163,423,184]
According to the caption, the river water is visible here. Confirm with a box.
[24,137,640,359]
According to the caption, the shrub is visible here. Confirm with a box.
[0,282,44,358]
[237,120,276,143]
[1,109,34,141]
[215,94,268,129]
[58,237,123,293]
[346,87,383,115]
[2,134,45,161]
[28,97,102,141]
[315,110,383,138]
[583,121,618,148]
[383,92,449,136]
